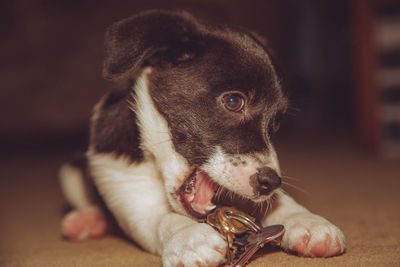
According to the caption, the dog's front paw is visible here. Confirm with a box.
[281,213,345,257]
[162,223,227,267]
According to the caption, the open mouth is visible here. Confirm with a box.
[177,168,274,221]
[178,168,219,219]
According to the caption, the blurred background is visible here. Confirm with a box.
[1,0,399,158]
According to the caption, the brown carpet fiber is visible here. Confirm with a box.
[1,136,400,266]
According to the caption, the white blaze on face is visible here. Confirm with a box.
[133,68,191,213]
[268,142,281,175]
[201,146,280,199]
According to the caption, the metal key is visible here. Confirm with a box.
[205,207,285,266]
[206,206,260,263]
[232,224,285,267]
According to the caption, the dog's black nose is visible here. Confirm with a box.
[256,167,281,195]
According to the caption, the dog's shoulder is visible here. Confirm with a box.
[89,88,143,161]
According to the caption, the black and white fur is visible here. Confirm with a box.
[60,10,345,266]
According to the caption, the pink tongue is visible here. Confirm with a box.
[190,170,217,214]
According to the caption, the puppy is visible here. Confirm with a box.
[59,10,345,266]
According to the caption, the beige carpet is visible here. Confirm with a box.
[1,136,400,266]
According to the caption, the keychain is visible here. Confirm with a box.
[205,206,284,266]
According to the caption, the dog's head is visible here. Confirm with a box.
[103,10,288,220]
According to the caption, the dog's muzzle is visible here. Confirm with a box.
[253,167,281,196]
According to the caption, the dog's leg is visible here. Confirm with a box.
[89,152,227,266]
[263,190,345,257]
[159,213,227,267]
[59,162,107,241]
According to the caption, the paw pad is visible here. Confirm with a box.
[61,206,107,241]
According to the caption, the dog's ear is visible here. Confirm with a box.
[103,10,202,81]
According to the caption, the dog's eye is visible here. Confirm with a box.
[221,93,245,112]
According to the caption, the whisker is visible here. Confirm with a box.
[287,106,301,112]
[282,175,301,182]
[285,106,301,117]
[267,199,272,213]
[253,201,262,217]
[214,186,223,202]
[261,200,267,214]
[281,181,310,196]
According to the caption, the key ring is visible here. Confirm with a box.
[205,206,284,266]
[223,209,261,233]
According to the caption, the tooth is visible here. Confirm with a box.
[206,204,216,211]
[188,194,194,202]
[191,203,206,214]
